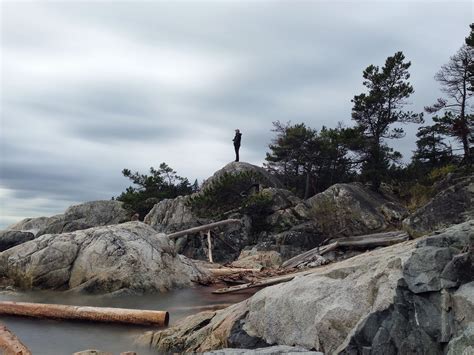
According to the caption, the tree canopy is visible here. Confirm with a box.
[351,51,423,190]
[116,163,196,219]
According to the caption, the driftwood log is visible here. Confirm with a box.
[281,242,339,269]
[208,267,262,276]
[0,323,32,355]
[335,231,409,248]
[282,231,409,269]
[0,301,169,327]
[166,219,241,239]
[212,268,321,294]
[166,219,242,262]
[214,231,410,294]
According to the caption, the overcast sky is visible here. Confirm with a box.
[0,1,472,228]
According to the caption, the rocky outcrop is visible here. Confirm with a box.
[304,183,408,238]
[6,215,62,236]
[145,179,408,262]
[252,183,408,258]
[403,175,474,237]
[0,222,207,294]
[144,196,201,233]
[141,220,473,354]
[0,231,34,252]
[201,162,282,190]
[6,200,130,237]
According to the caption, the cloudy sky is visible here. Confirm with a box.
[0,1,472,228]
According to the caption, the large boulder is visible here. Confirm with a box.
[0,230,35,252]
[144,196,201,234]
[143,163,286,263]
[141,220,473,353]
[0,222,207,294]
[201,162,282,190]
[403,175,474,237]
[6,200,131,237]
[304,183,408,238]
[6,215,62,236]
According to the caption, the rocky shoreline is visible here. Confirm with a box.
[0,162,472,354]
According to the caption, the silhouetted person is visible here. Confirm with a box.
[233,129,242,162]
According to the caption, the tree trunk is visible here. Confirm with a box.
[304,170,311,199]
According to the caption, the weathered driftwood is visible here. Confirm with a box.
[0,323,32,355]
[208,267,262,276]
[166,219,241,239]
[215,232,411,294]
[336,232,409,248]
[212,269,319,294]
[282,231,409,269]
[207,230,214,263]
[0,301,169,327]
[281,242,339,269]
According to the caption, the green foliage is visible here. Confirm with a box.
[351,51,423,190]
[265,121,359,198]
[399,164,457,211]
[116,163,194,219]
[188,171,265,218]
[241,191,274,233]
[406,183,434,211]
[428,164,457,181]
[412,124,452,168]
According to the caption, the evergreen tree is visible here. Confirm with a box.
[117,163,193,219]
[351,51,423,190]
[265,121,358,198]
[425,45,473,164]
[465,23,474,92]
[412,124,452,168]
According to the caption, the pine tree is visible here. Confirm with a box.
[425,45,473,164]
[351,52,423,190]
[413,124,452,168]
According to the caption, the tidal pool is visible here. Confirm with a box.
[0,286,253,355]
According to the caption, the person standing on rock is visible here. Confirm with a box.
[233,129,242,162]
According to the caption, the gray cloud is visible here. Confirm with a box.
[1,0,472,228]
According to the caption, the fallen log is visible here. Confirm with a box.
[0,323,32,355]
[282,231,409,269]
[281,242,339,269]
[166,219,241,239]
[0,301,169,327]
[330,230,406,242]
[212,268,319,294]
[208,267,262,276]
[336,232,409,248]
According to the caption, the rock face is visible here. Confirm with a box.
[6,215,61,236]
[403,175,474,237]
[201,162,282,190]
[0,231,35,252]
[304,182,408,238]
[144,162,285,263]
[0,222,207,294]
[144,173,408,263]
[6,200,131,237]
[142,220,473,354]
[144,196,200,234]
